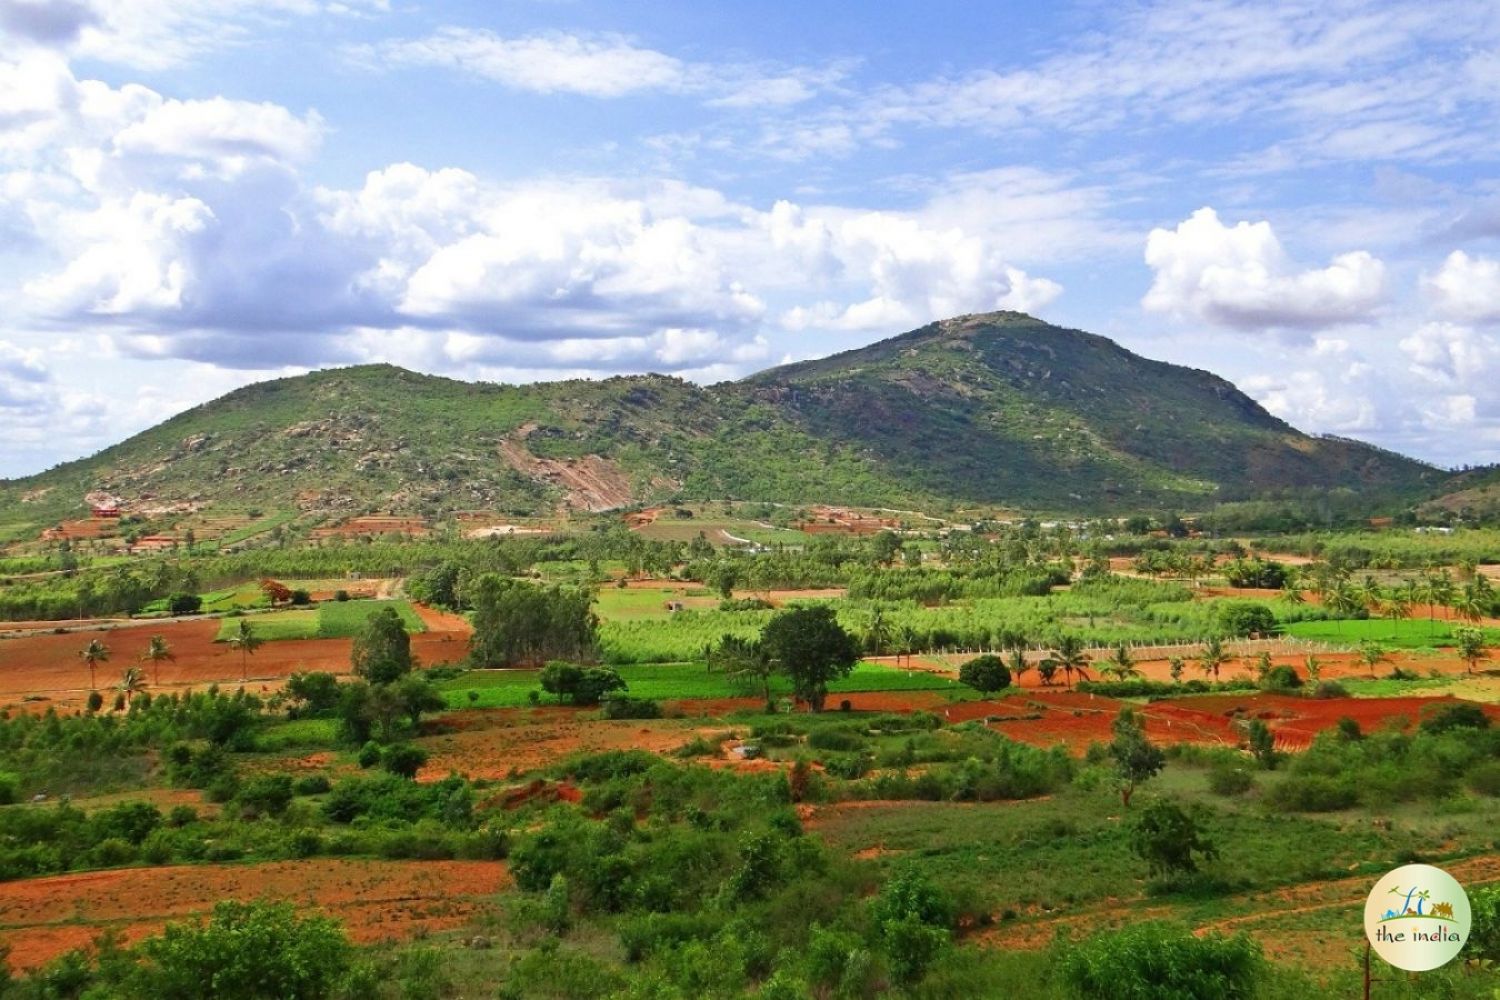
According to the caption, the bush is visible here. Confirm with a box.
[1467,761,1500,797]
[957,655,1012,694]
[334,589,351,602]
[236,774,294,817]
[1207,767,1254,797]
[1216,602,1277,638]
[357,741,382,768]
[292,774,332,796]
[1259,664,1301,691]
[0,772,19,806]
[168,593,203,615]
[1420,703,1491,735]
[1265,774,1358,812]
[1309,681,1349,699]
[1061,922,1264,999]
[289,589,311,606]
[380,743,428,780]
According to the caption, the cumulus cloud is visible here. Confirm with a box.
[1424,251,1500,324]
[1142,207,1385,330]
[1399,322,1495,384]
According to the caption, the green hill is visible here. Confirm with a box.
[0,312,1445,526]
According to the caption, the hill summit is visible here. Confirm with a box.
[0,312,1441,521]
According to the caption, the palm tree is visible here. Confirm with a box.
[1280,577,1305,606]
[117,666,148,706]
[1044,635,1091,690]
[865,608,891,657]
[79,638,110,691]
[897,625,919,668]
[1101,643,1142,682]
[1253,651,1274,685]
[1325,579,1361,635]
[1455,582,1487,625]
[1356,640,1389,679]
[1303,655,1323,686]
[1198,636,1232,683]
[1357,575,1385,619]
[1423,571,1456,637]
[1384,588,1413,640]
[225,619,263,682]
[140,634,174,687]
[1005,648,1031,688]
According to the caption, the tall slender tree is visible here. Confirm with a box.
[226,620,263,682]
[140,634,174,687]
[79,639,110,691]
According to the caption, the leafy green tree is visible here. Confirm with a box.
[1456,626,1489,675]
[761,606,860,712]
[1062,921,1262,1000]
[870,866,953,984]
[469,575,598,668]
[392,674,446,729]
[957,654,1011,694]
[1110,708,1165,807]
[1356,640,1389,678]
[285,672,341,715]
[1215,602,1275,638]
[1100,643,1142,682]
[79,638,110,691]
[1129,800,1219,878]
[350,606,413,685]
[1245,719,1277,769]
[380,743,428,779]
[130,900,353,999]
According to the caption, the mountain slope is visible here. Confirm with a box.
[0,312,1445,525]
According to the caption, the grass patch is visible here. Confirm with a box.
[439,659,965,709]
[317,599,425,638]
[215,609,319,642]
[1281,617,1495,649]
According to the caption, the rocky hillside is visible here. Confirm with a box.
[0,313,1445,525]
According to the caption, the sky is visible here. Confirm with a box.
[2,0,1500,478]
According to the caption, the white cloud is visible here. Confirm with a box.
[1142,207,1385,330]
[113,97,324,166]
[1399,322,1495,384]
[1424,251,1500,324]
[1240,369,1378,434]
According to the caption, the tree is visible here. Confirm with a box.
[1005,647,1030,688]
[896,624,919,668]
[761,606,860,712]
[79,638,110,691]
[1100,643,1141,682]
[140,634,174,687]
[1036,658,1059,686]
[285,672,341,716]
[539,663,626,706]
[259,579,293,606]
[392,674,445,729]
[957,654,1011,695]
[1110,708,1165,807]
[118,666,148,707]
[469,575,598,668]
[380,743,428,779]
[1062,922,1261,1000]
[1456,626,1489,675]
[1356,640,1389,679]
[350,607,413,684]
[167,593,202,616]
[225,620,262,682]
[870,531,903,567]
[1168,656,1184,684]
[131,900,353,1000]
[708,634,775,707]
[1215,603,1275,639]
[1044,635,1091,690]
[1197,635,1232,682]
[1245,719,1276,769]
[1130,799,1219,878]
[1302,654,1322,686]
[870,866,954,985]
[864,607,891,656]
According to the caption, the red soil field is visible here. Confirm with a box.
[0,859,510,972]
[310,516,430,539]
[0,604,472,711]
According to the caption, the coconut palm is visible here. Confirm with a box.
[1005,647,1031,688]
[1198,636,1232,682]
[140,634,174,687]
[865,608,891,657]
[1044,635,1091,690]
[117,666,148,706]
[1101,643,1142,682]
[896,624,919,668]
[225,619,263,682]
[79,638,110,691]
[1280,576,1305,605]
[1357,575,1385,618]
[1423,571,1456,636]
[1455,582,1487,625]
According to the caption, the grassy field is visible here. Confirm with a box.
[438,659,967,709]
[213,599,425,641]
[593,584,718,621]
[1281,616,1498,648]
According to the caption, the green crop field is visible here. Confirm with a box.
[438,659,966,709]
[1281,616,1498,649]
[213,599,425,641]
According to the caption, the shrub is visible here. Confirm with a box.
[292,774,332,796]
[1467,761,1500,797]
[380,743,428,780]
[168,593,203,615]
[1129,800,1218,877]
[289,589,311,606]
[0,772,19,806]
[1309,681,1349,699]
[1061,921,1264,999]
[1259,664,1301,691]
[1265,774,1358,812]
[957,654,1012,694]
[357,741,382,768]
[599,694,662,720]
[1216,602,1277,638]
[236,774,294,817]
[1207,767,1254,797]
[334,589,351,602]
[1420,703,1491,735]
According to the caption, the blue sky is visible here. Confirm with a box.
[2,0,1500,477]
